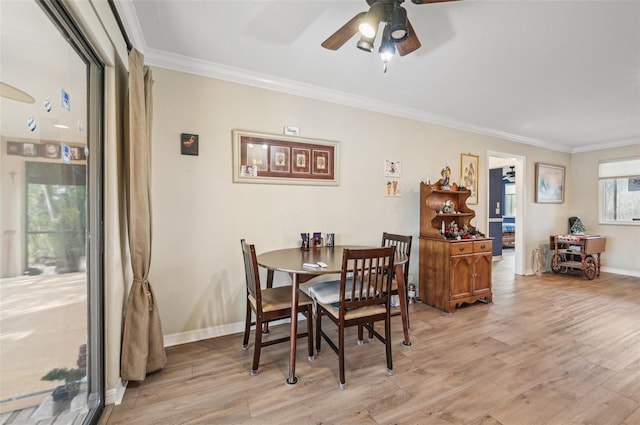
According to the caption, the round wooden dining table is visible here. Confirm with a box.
[257,245,410,385]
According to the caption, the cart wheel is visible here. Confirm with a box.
[584,256,597,280]
[551,254,562,273]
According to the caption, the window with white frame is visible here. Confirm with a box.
[598,157,640,224]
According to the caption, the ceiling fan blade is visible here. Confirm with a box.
[321,12,366,50]
[0,81,35,103]
[411,0,461,4]
[396,19,421,56]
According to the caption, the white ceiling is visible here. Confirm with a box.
[0,1,87,145]
[115,0,640,153]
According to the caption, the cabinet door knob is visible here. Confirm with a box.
[480,244,486,249]
[460,247,465,252]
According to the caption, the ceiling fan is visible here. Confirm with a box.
[505,166,516,179]
[321,0,460,71]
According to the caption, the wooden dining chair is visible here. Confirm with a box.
[381,232,413,327]
[315,246,395,389]
[240,239,314,376]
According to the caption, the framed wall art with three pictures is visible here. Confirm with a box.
[232,129,339,186]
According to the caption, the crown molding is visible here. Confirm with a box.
[146,48,579,153]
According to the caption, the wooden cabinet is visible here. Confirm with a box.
[418,180,493,312]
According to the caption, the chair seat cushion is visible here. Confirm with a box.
[305,279,377,304]
[249,285,313,313]
[318,301,387,320]
[305,280,341,304]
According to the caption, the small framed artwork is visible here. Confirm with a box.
[312,149,330,175]
[245,142,268,171]
[536,163,565,203]
[292,148,311,174]
[270,146,290,173]
[384,160,401,177]
[233,129,339,186]
[70,146,85,160]
[181,133,199,156]
[461,153,479,204]
[385,179,402,197]
[6,142,22,155]
[44,143,60,159]
[22,143,38,157]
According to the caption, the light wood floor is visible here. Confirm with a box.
[99,258,640,425]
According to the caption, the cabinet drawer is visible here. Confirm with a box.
[473,240,492,253]
[450,242,473,256]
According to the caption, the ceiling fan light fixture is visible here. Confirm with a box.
[379,24,396,69]
[390,5,408,42]
[358,2,385,39]
[356,35,375,52]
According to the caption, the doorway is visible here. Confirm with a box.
[0,1,103,423]
[487,152,525,275]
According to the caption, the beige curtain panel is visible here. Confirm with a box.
[120,48,167,381]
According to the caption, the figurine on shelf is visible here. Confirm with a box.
[443,221,485,240]
[442,199,455,214]
[441,165,451,191]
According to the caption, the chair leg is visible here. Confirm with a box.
[251,316,263,376]
[338,322,346,389]
[306,305,314,360]
[385,315,393,376]
[315,309,322,354]
[357,324,364,345]
[242,300,251,350]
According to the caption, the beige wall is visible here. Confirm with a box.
[148,66,638,346]
[570,145,640,273]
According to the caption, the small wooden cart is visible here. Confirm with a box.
[549,235,606,280]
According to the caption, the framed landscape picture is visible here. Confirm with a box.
[535,163,565,203]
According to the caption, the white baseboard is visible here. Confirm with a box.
[601,266,640,278]
[105,379,127,405]
[163,314,308,347]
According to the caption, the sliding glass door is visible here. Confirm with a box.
[0,1,103,423]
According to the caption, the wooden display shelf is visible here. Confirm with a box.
[418,179,493,313]
[419,180,476,240]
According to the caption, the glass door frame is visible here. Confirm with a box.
[38,1,105,422]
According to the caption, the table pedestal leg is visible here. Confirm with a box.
[287,273,299,385]
[395,265,411,346]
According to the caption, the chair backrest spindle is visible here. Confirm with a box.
[381,232,412,283]
[340,247,394,313]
